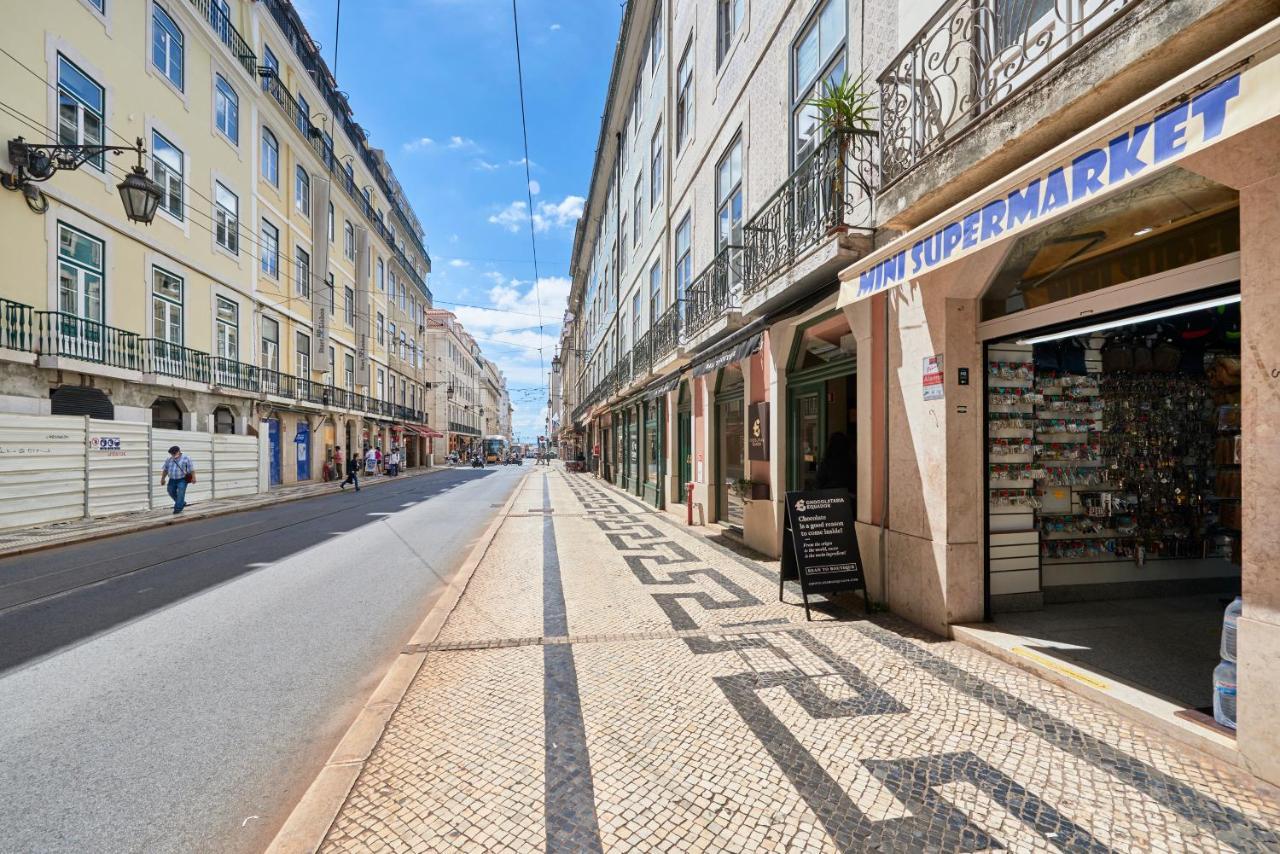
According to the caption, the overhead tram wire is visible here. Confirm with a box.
[510,0,547,403]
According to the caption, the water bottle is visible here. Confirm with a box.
[1221,596,1242,663]
[1213,659,1237,730]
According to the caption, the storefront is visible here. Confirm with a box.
[835,30,1280,783]
[785,312,858,493]
[714,365,745,532]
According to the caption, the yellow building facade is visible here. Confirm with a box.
[0,0,433,484]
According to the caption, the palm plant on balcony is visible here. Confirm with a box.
[805,72,876,234]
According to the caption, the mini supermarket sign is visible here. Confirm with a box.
[839,45,1280,306]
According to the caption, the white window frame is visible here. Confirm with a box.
[675,39,694,153]
[214,181,238,254]
[295,245,311,298]
[151,129,184,222]
[261,127,279,185]
[214,74,238,144]
[151,265,184,346]
[57,55,106,172]
[260,218,279,278]
[151,3,185,91]
[215,296,238,360]
[295,165,310,215]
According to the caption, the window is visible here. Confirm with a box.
[649,259,662,323]
[295,165,310,214]
[389,321,396,352]
[261,45,278,93]
[344,221,354,261]
[716,134,744,284]
[363,186,373,207]
[376,258,385,290]
[260,219,279,277]
[295,246,310,297]
[214,406,235,434]
[399,282,407,312]
[151,131,183,220]
[327,201,334,242]
[674,213,692,301]
[376,312,385,344]
[57,222,104,323]
[344,285,354,326]
[717,0,744,67]
[632,291,642,344]
[215,297,238,360]
[633,176,643,246]
[650,121,663,208]
[650,1,663,72]
[377,368,385,400]
[152,4,184,89]
[344,353,354,389]
[261,316,279,371]
[296,331,311,376]
[214,182,238,253]
[261,128,279,184]
[57,56,105,171]
[296,92,310,137]
[209,0,231,41]
[214,75,238,143]
[676,39,694,152]
[620,217,628,272]
[793,0,847,164]
[328,345,335,378]
[151,267,183,345]
[327,272,336,313]
[632,78,642,131]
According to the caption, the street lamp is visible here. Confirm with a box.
[3,136,163,224]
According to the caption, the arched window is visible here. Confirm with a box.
[151,398,183,430]
[261,128,278,184]
[213,406,236,434]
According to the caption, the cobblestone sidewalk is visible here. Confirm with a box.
[320,470,1280,853]
[0,466,443,558]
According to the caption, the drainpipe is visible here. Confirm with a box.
[878,292,890,608]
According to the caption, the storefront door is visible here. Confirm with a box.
[677,385,692,496]
[267,417,282,486]
[718,397,745,530]
[790,386,824,492]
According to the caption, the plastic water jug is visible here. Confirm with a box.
[1221,596,1242,663]
[1213,659,1237,730]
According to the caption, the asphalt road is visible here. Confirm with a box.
[0,463,526,854]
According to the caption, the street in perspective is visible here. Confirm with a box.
[2,0,1280,852]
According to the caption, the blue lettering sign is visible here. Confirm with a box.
[1153,102,1190,163]
[1040,167,1070,215]
[1070,148,1107,202]
[1006,180,1041,229]
[1108,123,1149,183]
[1191,73,1241,141]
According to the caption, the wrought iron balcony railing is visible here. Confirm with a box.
[1,298,34,353]
[878,0,1138,186]
[651,303,680,362]
[630,332,651,382]
[210,356,260,392]
[187,0,257,78]
[682,247,740,337]
[35,312,140,370]
[141,339,212,384]
[259,367,295,398]
[743,129,877,297]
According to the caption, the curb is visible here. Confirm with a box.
[0,466,449,560]
[264,468,531,854]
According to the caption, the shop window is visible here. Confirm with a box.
[213,406,236,434]
[981,169,1239,322]
[151,397,183,430]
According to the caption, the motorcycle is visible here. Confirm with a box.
[471,455,483,468]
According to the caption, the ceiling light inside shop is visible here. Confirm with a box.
[1132,227,1154,236]
[1015,294,1242,345]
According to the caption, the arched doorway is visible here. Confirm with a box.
[151,398,183,430]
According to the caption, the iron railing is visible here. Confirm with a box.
[651,304,680,362]
[879,0,1138,186]
[630,331,651,382]
[743,129,877,296]
[450,421,480,436]
[35,312,140,370]
[682,247,740,337]
[1,298,34,353]
[297,377,327,405]
[187,0,257,78]
[210,356,260,392]
[259,367,295,398]
[141,339,211,384]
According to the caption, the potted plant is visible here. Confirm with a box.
[804,72,876,233]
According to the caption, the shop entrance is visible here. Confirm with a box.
[979,175,1242,721]
[786,312,857,494]
[715,365,745,531]
[677,383,692,499]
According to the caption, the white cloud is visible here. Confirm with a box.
[550,23,561,31]
[528,179,541,195]
[402,136,435,152]
[473,159,501,172]
[489,195,583,233]
[448,233,460,244]
[448,258,469,268]
[448,135,477,150]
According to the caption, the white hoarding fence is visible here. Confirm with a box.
[87,419,151,516]
[0,414,86,529]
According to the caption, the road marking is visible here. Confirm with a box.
[1011,645,1111,690]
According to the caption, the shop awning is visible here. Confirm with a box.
[644,369,684,400]
[404,424,444,438]
[691,321,765,377]
[836,29,1280,309]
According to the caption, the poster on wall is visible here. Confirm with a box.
[780,489,867,620]
[748,402,769,461]
[923,354,945,401]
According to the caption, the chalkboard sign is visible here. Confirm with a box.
[780,489,867,620]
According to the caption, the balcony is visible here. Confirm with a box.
[35,312,140,372]
[742,129,877,299]
[141,339,212,384]
[650,304,680,364]
[682,247,740,339]
[629,332,651,383]
[210,357,260,392]
[1,299,34,353]
[186,0,257,78]
[878,0,1138,187]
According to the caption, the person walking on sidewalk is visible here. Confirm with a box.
[159,445,195,514]
[365,445,377,476]
[388,447,400,477]
[340,450,361,491]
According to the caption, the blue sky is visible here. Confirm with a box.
[293,0,622,441]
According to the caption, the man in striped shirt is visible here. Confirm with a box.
[159,445,195,514]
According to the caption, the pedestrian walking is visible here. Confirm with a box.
[159,445,195,514]
[340,450,361,491]
[365,445,377,475]
[375,447,383,474]
[388,448,400,477]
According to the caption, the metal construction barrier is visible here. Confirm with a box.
[0,413,264,531]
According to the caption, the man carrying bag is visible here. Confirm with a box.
[159,445,195,514]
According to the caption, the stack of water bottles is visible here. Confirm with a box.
[1213,596,1242,729]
